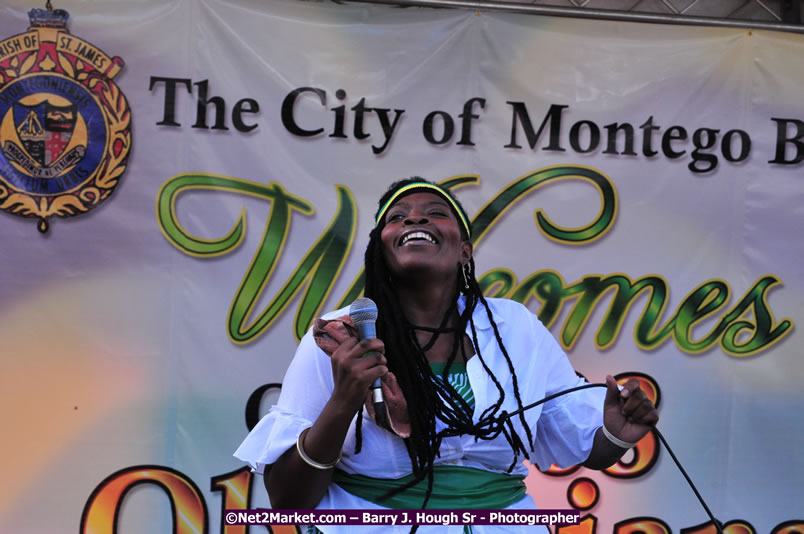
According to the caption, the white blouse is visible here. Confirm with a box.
[234,297,604,533]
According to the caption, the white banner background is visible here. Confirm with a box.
[0,0,801,532]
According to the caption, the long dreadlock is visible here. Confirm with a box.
[359,178,536,509]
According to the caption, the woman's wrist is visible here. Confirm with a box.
[297,428,341,469]
[295,399,356,468]
[324,393,363,421]
[601,424,637,449]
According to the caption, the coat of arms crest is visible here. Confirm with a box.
[0,2,131,232]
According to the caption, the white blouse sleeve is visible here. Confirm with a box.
[233,329,334,473]
[527,315,605,472]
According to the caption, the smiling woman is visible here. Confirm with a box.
[234,178,659,533]
[380,190,472,288]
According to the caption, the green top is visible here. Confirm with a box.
[430,361,475,410]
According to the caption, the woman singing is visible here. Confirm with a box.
[235,178,658,533]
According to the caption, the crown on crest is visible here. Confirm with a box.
[28,7,70,30]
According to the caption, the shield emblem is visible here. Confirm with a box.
[43,102,77,165]
[14,102,46,166]
[13,101,77,167]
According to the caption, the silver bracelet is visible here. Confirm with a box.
[601,424,638,449]
[296,428,341,470]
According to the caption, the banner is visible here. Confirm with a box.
[0,1,801,532]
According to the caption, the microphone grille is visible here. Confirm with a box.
[349,297,378,325]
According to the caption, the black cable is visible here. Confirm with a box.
[652,426,723,534]
[479,382,724,534]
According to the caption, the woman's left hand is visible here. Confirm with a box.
[603,375,659,445]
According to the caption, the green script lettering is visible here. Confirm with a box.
[156,168,792,355]
[471,165,617,245]
[492,269,791,356]
[157,174,355,342]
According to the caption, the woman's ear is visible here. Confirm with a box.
[460,241,473,264]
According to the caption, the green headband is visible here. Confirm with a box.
[375,183,471,238]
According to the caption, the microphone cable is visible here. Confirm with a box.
[479,382,724,534]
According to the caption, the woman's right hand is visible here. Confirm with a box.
[329,336,388,414]
[265,336,387,509]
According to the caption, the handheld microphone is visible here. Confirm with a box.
[349,297,388,429]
